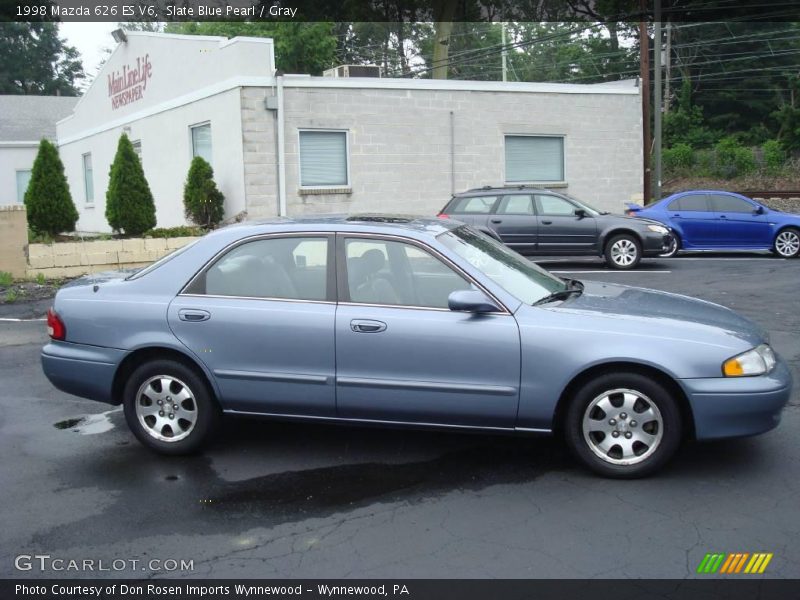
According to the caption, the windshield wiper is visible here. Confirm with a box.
[533,279,584,306]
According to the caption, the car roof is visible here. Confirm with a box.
[208,213,460,241]
[454,186,559,197]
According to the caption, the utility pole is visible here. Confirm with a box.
[501,22,508,82]
[663,20,672,113]
[639,0,651,204]
[654,0,663,203]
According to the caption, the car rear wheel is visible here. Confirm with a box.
[123,359,220,455]
[774,228,800,258]
[604,234,642,269]
[564,372,682,478]
[659,235,680,258]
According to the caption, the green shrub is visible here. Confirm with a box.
[663,143,695,172]
[761,140,785,173]
[713,137,756,179]
[4,289,18,303]
[183,156,225,229]
[106,134,157,236]
[36,272,46,285]
[0,271,12,286]
[144,225,205,238]
[28,228,55,244]
[24,139,78,236]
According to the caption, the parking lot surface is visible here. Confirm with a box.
[1,254,798,579]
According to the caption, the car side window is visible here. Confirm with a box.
[668,195,709,212]
[188,236,329,301]
[535,194,577,216]
[452,196,498,214]
[497,195,534,215]
[709,194,754,213]
[344,238,472,309]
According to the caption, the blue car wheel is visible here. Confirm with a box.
[774,228,800,258]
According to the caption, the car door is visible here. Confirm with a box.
[708,193,771,247]
[665,194,718,247]
[335,234,521,428]
[488,194,538,253]
[533,193,598,254]
[168,234,336,416]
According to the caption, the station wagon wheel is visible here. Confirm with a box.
[604,234,641,269]
[123,358,221,455]
[564,372,682,478]
[774,228,800,258]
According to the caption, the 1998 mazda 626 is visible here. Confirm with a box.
[42,216,792,478]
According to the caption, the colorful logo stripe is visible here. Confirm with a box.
[697,553,773,574]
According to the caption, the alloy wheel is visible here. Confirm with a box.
[775,230,800,257]
[582,388,664,466]
[135,375,198,442]
[610,239,639,267]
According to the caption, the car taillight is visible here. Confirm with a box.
[47,308,65,341]
[437,213,450,219]
[625,209,637,216]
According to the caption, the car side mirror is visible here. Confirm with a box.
[754,206,765,215]
[448,290,501,313]
[574,208,587,219]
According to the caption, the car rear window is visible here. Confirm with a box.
[449,196,498,214]
[667,194,709,212]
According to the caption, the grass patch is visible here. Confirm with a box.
[4,289,18,303]
[0,271,12,286]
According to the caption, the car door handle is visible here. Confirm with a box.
[719,214,728,219]
[672,213,681,218]
[490,219,502,224]
[178,309,211,322]
[541,220,553,225]
[351,319,387,333]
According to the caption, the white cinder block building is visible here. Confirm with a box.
[56,31,643,233]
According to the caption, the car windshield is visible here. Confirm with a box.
[438,226,567,305]
[559,192,605,215]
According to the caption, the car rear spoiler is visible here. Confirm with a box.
[624,202,643,216]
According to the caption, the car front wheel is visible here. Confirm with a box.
[659,235,680,258]
[564,372,682,478]
[604,234,642,269]
[123,359,220,455]
[774,228,800,258]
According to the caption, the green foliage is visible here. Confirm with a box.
[5,289,18,303]
[663,144,695,172]
[183,156,225,228]
[165,22,337,75]
[24,139,79,237]
[761,140,785,173]
[27,228,54,244]
[0,272,13,286]
[35,272,46,285]
[713,137,756,179]
[663,81,716,148]
[144,226,205,239]
[0,22,84,94]
[105,134,157,236]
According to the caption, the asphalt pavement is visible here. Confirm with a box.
[1,253,798,579]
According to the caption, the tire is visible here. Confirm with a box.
[123,359,221,455]
[604,234,642,269]
[773,227,800,258]
[658,234,680,258]
[564,372,683,478]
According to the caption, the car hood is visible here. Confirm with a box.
[550,281,766,347]
[597,213,667,229]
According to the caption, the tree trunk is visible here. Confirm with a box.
[432,0,458,79]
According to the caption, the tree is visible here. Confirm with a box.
[106,134,156,236]
[183,157,225,229]
[24,139,78,236]
[164,22,337,75]
[0,22,84,95]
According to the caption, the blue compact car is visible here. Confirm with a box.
[41,216,792,478]
[626,190,800,258]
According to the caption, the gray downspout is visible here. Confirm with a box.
[276,74,287,217]
[450,110,455,195]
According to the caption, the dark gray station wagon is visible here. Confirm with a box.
[439,187,673,269]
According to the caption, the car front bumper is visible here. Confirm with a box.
[41,342,126,405]
[641,231,674,257]
[679,358,793,440]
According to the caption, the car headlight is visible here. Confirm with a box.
[646,224,669,234]
[722,344,776,377]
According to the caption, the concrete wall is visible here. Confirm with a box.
[27,236,198,279]
[240,82,643,218]
[0,205,28,277]
[0,145,37,205]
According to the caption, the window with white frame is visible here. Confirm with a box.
[15,170,31,204]
[82,153,94,203]
[191,123,212,163]
[299,130,349,187]
[504,135,565,183]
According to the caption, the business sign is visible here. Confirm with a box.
[108,54,152,110]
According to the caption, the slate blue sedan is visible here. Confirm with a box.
[41,216,792,478]
[626,190,800,258]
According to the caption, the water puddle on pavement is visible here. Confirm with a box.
[53,407,121,435]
